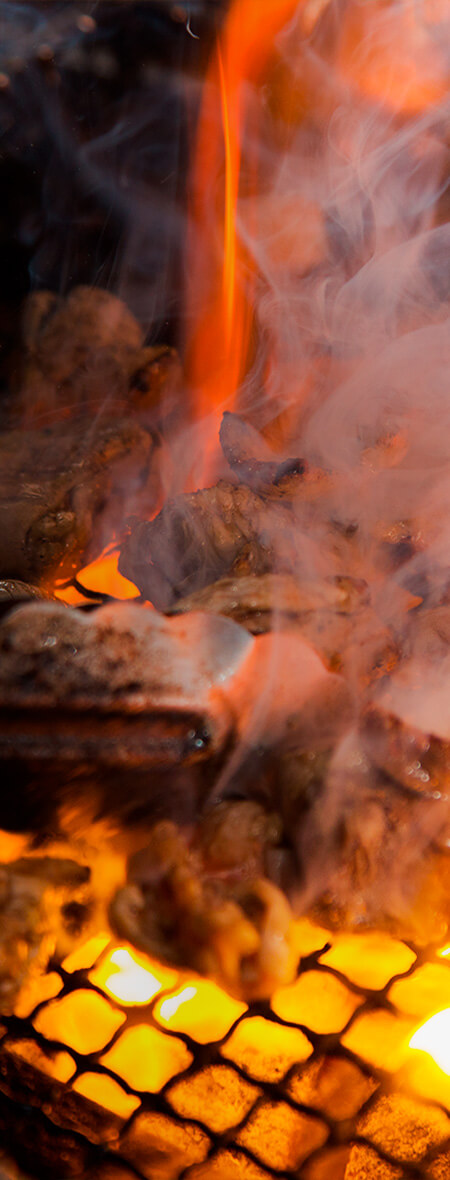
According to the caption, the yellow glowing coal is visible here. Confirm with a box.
[73,1071,140,1119]
[90,946,176,1005]
[62,934,111,974]
[410,1010,450,1075]
[158,986,197,1022]
[154,979,246,1043]
[33,989,125,1055]
[100,1024,192,1092]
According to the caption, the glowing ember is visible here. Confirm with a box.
[90,945,176,1005]
[410,1010,450,1074]
[54,549,139,605]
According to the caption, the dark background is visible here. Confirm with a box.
[0,1,226,389]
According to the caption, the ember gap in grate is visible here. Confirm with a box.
[0,1,449,1179]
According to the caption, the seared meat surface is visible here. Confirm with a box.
[0,419,152,582]
[110,804,296,1000]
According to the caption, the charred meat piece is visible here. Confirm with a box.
[0,418,151,582]
[0,602,252,768]
[0,856,92,1012]
[15,287,181,425]
[110,807,296,1001]
[0,579,54,618]
[170,572,368,634]
[304,732,450,944]
[220,411,307,493]
[118,479,300,609]
[362,656,450,797]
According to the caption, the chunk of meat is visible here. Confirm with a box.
[15,287,182,425]
[0,856,92,1012]
[110,809,296,1000]
[119,480,286,609]
[220,410,307,493]
[362,656,450,796]
[0,419,152,582]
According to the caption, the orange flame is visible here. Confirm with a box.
[54,549,139,606]
[186,0,303,428]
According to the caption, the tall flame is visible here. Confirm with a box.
[186,0,302,426]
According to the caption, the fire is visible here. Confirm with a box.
[410,1010,450,1075]
[186,0,448,459]
[54,548,139,605]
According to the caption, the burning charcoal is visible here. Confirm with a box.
[110,810,296,1000]
[362,657,450,797]
[15,287,181,424]
[118,480,299,609]
[170,572,368,634]
[220,410,307,492]
[0,856,92,1012]
[0,418,152,582]
[0,602,253,769]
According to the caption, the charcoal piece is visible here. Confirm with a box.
[111,811,296,1001]
[118,479,297,609]
[0,601,252,768]
[16,287,182,425]
[220,410,307,492]
[0,855,92,1012]
[0,418,152,582]
[362,656,450,796]
[170,572,368,634]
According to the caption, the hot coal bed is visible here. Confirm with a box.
[0,2,450,1179]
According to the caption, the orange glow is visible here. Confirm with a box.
[100,1024,192,1092]
[186,0,302,430]
[90,945,177,1006]
[336,0,449,113]
[33,989,126,1055]
[8,1039,76,1084]
[222,1015,312,1082]
[272,969,362,1035]
[319,932,416,991]
[54,549,139,605]
[14,972,62,1019]
[62,934,112,974]
[73,1071,140,1119]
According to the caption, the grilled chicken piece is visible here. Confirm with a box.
[16,287,181,424]
[119,480,280,609]
[220,410,308,493]
[0,418,151,582]
[0,856,92,1012]
[111,806,296,1001]
[170,572,367,631]
[362,656,450,797]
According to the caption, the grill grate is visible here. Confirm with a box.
[1,923,450,1179]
